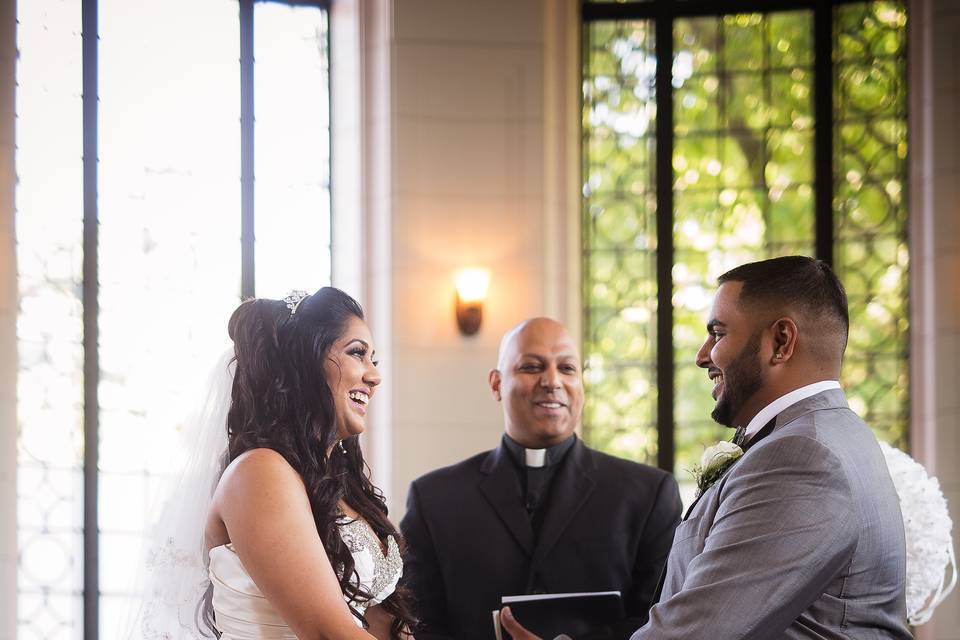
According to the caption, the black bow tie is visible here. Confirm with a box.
[733,419,778,451]
[732,426,747,447]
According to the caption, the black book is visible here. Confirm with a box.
[493,591,623,640]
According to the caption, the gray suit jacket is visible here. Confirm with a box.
[631,389,911,640]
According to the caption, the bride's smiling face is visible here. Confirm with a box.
[323,316,381,441]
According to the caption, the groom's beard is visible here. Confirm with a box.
[711,331,763,427]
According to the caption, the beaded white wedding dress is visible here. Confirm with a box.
[136,354,406,639]
[208,518,403,638]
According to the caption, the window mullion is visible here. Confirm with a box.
[81,0,99,637]
[655,15,675,473]
[240,0,255,298]
[814,2,835,265]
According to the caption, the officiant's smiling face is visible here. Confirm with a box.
[697,281,765,428]
[490,318,584,448]
[323,316,381,440]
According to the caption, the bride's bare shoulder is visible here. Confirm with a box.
[206,449,309,550]
[215,448,307,503]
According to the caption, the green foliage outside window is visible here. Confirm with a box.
[834,3,909,450]
[582,2,908,493]
[583,20,659,464]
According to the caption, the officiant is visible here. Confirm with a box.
[400,317,682,640]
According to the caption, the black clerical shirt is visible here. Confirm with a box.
[501,433,577,537]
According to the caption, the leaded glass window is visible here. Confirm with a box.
[17,2,85,636]
[15,1,332,637]
[671,11,818,485]
[833,3,909,449]
[582,1,909,501]
[582,20,659,463]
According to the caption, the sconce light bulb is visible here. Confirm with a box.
[455,268,490,303]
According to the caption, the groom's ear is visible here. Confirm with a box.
[769,317,799,363]
[489,369,503,401]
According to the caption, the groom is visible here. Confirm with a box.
[502,256,912,639]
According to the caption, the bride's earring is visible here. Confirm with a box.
[338,439,347,454]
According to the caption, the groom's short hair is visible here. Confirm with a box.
[718,256,849,355]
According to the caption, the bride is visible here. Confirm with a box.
[141,287,413,639]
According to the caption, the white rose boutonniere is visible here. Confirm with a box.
[691,440,744,497]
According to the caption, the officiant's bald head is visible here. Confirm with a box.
[489,318,584,448]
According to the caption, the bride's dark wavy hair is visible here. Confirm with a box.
[198,287,415,638]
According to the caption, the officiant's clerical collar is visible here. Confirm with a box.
[502,433,576,468]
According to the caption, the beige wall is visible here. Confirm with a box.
[384,0,578,516]
[911,0,960,636]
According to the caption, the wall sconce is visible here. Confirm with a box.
[454,268,490,336]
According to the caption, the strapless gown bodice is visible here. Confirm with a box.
[209,518,402,638]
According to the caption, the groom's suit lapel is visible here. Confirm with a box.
[679,418,776,522]
[654,411,777,602]
[654,389,852,604]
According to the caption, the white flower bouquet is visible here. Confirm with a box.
[880,442,956,625]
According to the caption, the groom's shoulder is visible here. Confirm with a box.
[772,401,876,455]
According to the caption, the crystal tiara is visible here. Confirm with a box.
[283,290,310,315]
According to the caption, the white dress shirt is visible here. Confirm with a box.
[742,380,842,443]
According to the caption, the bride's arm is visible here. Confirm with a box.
[364,605,395,640]
[213,448,375,640]
[364,606,413,640]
